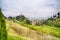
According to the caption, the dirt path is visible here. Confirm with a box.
[9,22,60,40]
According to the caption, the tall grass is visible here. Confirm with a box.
[8,35,25,40]
[18,22,60,38]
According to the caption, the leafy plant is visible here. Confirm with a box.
[0,8,7,40]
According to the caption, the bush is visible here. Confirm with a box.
[16,15,25,21]
[23,18,31,24]
[0,8,7,40]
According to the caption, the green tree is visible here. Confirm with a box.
[16,15,25,21]
[0,8,7,40]
[8,16,13,20]
[24,18,31,24]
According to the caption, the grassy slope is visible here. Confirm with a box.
[6,20,32,40]
[7,28,25,40]
[6,20,60,40]
[6,22,25,40]
[19,21,60,38]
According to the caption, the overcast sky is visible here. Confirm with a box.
[1,0,60,19]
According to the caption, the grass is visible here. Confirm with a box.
[5,20,60,40]
[7,27,25,40]
[8,35,25,40]
[6,20,25,40]
[7,26,26,40]
[18,22,60,38]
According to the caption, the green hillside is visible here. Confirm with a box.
[6,19,60,40]
[6,20,33,40]
[0,17,60,40]
[17,21,60,38]
[0,8,60,40]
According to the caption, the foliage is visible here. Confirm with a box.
[8,35,25,40]
[15,15,31,24]
[48,17,53,20]
[16,15,25,21]
[16,20,60,38]
[21,24,60,38]
[44,13,60,27]
[44,18,60,27]
[23,18,31,24]
[8,16,13,20]
[0,8,7,40]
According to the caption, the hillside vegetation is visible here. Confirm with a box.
[6,19,60,40]
[6,20,34,40]
[6,12,60,40]
[0,8,60,40]
[0,8,7,40]
[17,21,60,38]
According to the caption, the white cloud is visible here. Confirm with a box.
[1,0,60,19]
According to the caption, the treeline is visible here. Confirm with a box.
[7,14,31,24]
[44,12,60,27]
[7,12,60,27]
[7,14,43,26]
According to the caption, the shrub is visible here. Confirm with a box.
[0,8,7,40]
